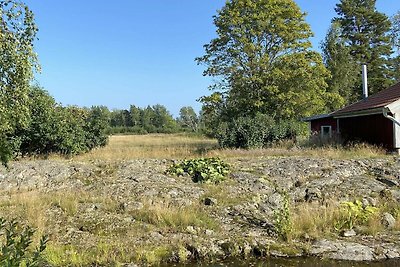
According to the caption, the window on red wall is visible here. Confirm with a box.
[321,126,332,138]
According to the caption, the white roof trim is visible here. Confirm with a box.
[385,99,400,114]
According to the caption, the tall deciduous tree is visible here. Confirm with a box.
[334,0,394,95]
[178,106,199,132]
[321,22,359,107]
[0,0,39,162]
[196,0,337,120]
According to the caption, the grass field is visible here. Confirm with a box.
[74,134,219,161]
[72,133,387,162]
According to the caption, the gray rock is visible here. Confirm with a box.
[330,243,374,261]
[311,240,375,261]
[382,212,396,229]
[341,229,357,237]
[305,188,322,202]
[186,226,197,235]
[205,229,214,236]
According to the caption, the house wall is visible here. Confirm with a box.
[339,114,394,149]
[310,117,338,134]
[394,112,400,149]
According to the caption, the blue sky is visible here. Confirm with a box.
[25,0,399,116]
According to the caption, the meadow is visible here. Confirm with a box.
[73,133,387,162]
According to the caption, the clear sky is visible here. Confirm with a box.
[24,0,399,116]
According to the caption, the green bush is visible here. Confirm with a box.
[7,87,110,159]
[0,218,48,266]
[166,158,230,183]
[216,113,305,149]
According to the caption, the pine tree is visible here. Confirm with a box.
[334,0,394,95]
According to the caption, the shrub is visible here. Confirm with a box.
[0,218,48,266]
[166,158,230,183]
[216,113,305,149]
[8,87,110,159]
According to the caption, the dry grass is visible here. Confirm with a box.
[292,201,341,239]
[130,200,217,231]
[70,134,387,162]
[208,143,387,160]
[73,134,218,161]
[291,200,399,239]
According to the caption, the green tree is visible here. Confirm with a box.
[140,106,155,133]
[129,104,141,127]
[321,22,359,107]
[196,0,334,121]
[110,110,129,127]
[85,106,110,149]
[0,0,39,163]
[152,104,178,133]
[18,86,60,155]
[391,11,400,53]
[391,11,400,82]
[334,0,394,94]
[178,106,199,132]
[57,106,89,154]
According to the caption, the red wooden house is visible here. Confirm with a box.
[303,81,400,151]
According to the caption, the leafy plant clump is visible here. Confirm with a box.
[274,192,293,241]
[0,218,48,266]
[334,200,378,231]
[166,158,230,183]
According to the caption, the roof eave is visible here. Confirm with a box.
[302,113,333,122]
[333,107,383,119]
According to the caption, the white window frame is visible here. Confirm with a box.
[321,125,332,138]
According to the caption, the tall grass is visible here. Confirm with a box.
[207,142,387,160]
[74,134,218,161]
[70,134,386,162]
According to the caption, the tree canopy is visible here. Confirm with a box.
[321,22,359,106]
[0,0,39,162]
[197,0,338,121]
[333,0,394,95]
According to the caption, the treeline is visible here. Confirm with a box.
[107,105,200,134]
[1,86,109,162]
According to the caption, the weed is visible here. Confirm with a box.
[334,200,378,231]
[273,192,293,241]
[166,157,230,183]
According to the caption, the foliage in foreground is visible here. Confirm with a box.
[0,218,48,267]
[166,158,230,183]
